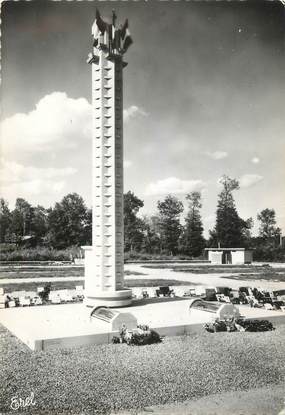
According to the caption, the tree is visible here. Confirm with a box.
[30,206,49,243]
[124,191,144,252]
[209,175,250,247]
[243,217,254,247]
[252,208,282,259]
[181,191,205,257]
[10,198,33,243]
[140,215,161,254]
[47,193,89,248]
[0,199,11,243]
[82,208,92,246]
[257,208,281,240]
[157,195,183,255]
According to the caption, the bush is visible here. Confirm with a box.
[252,244,285,262]
[0,244,17,253]
[124,251,193,262]
[0,246,82,262]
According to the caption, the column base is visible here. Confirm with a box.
[84,289,133,308]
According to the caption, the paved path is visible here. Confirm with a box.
[125,264,285,291]
[112,384,285,415]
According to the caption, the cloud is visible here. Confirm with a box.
[0,158,77,185]
[1,180,67,207]
[1,93,148,160]
[0,92,92,157]
[123,105,148,123]
[0,158,77,205]
[206,151,228,160]
[145,177,206,196]
[123,160,133,168]
[251,157,260,164]
[239,174,263,188]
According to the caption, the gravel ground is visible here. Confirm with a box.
[1,324,285,415]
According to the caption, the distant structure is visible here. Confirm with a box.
[204,248,253,265]
[83,10,133,308]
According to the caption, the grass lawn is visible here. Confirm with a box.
[0,280,85,293]
[172,266,275,273]
[144,264,284,273]
[167,266,285,282]
[0,268,145,280]
[144,264,257,271]
[125,279,198,287]
[0,268,84,280]
[222,273,285,282]
[0,323,285,414]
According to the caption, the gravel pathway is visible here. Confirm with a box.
[1,324,285,414]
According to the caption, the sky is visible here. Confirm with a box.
[1,0,285,237]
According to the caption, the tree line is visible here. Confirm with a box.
[0,175,283,260]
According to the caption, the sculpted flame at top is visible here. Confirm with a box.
[91,9,133,56]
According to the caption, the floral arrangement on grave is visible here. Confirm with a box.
[204,317,275,333]
[112,324,162,345]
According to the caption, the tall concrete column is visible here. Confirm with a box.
[83,11,133,308]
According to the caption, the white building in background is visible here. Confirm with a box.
[204,248,253,265]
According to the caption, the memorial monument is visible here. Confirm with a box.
[83,10,133,308]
